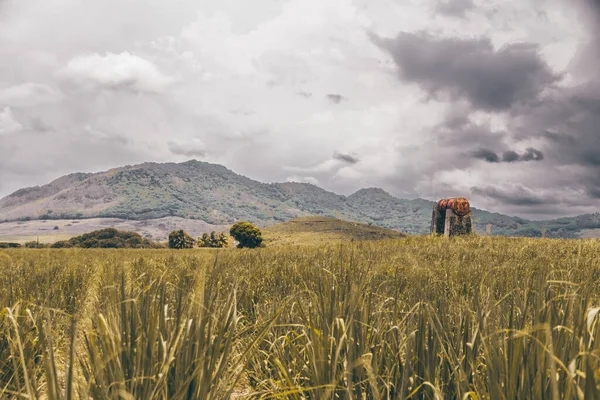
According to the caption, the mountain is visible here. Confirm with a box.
[0,160,598,238]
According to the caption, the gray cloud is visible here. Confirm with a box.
[333,151,359,164]
[373,32,559,111]
[472,147,544,163]
[373,2,600,215]
[521,147,544,161]
[326,94,345,104]
[168,139,207,158]
[588,185,600,199]
[502,151,520,162]
[471,148,499,163]
[435,0,475,18]
[471,185,547,206]
[0,107,22,135]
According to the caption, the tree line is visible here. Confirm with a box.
[168,221,263,249]
[1,221,264,249]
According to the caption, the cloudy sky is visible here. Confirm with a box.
[0,0,598,219]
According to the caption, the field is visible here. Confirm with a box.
[2,236,600,399]
[262,216,405,246]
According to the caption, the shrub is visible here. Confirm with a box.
[198,232,229,248]
[229,222,263,248]
[49,228,159,249]
[0,242,21,248]
[168,230,195,249]
[24,241,47,249]
[51,240,73,248]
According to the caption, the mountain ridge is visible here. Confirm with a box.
[1,160,598,238]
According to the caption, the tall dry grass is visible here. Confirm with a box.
[1,236,600,398]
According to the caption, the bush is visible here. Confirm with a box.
[51,240,73,248]
[0,242,21,248]
[229,222,263,248]
[24,241,47,249]
[168,230,195,249]
[49,228,159,249]
[198,232,229,248]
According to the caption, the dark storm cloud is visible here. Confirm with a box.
[471,185,547,206]
[502,151,520,162]
[521,147,544,161]
[435,0,475,18]
[374,4,600,214]
[588,185,600,199]
[333,151,359,164]
[435,108,505,149]
[471,148,499,163]
[471,147,544,163]
[511,85,600,198]
[326,94,344,104]
[373,32,559,111]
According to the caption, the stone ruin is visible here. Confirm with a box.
[431,197,473,237]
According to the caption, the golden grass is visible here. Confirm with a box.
[263,216,405,246]
[1,235,600,398]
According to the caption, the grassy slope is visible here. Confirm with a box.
[262,216,406,246]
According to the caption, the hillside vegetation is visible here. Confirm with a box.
[1,160,598,238]
[2,237,600,398]
[263,216,405,246]
[50,228,161,248]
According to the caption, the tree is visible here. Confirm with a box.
[50,240,72,248]
[198,233,210,247]
[168,230,195,249]
[198,231,229,248]
[25,241,46,248]
[48,228,160,249]
[217,232,229,247]
[229,222,263,249]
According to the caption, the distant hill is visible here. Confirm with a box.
[0,160,598,238]
[263,216,406,246]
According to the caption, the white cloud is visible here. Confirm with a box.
[285,175,320,185]
[0,107,23,136]
[62,52,174,93]
[168,138,207,157]
[0,83,62,107]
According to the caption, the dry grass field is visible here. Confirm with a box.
[262,216,405,246]
[2,234,600,399]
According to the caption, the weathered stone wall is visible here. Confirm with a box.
[443,209,473,237]
[430,198,473,237]
[431,205,445,235]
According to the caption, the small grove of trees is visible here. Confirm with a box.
[0,242,21,248]
[50,228,160,249]
[25,241,48,248]
[198,232,229,248]
[168,230,196,249]
[230,221,263,248]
